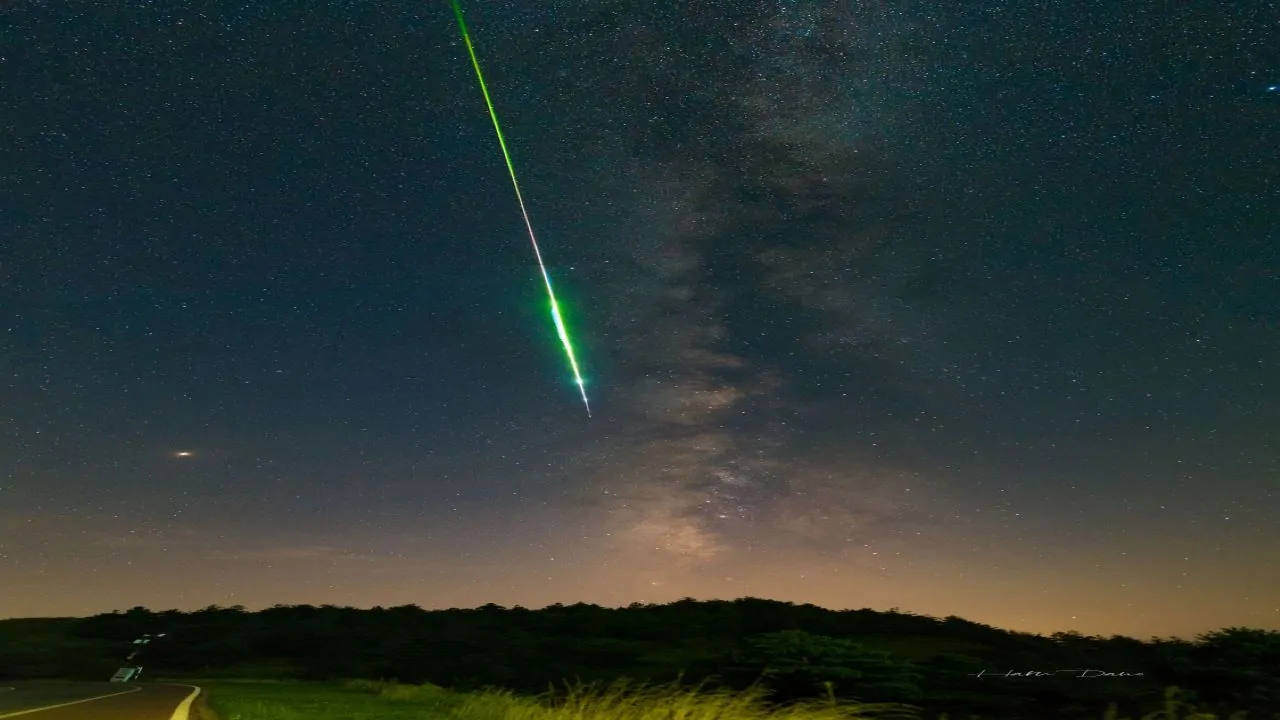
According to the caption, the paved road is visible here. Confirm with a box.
[0,684,118,715]
[0,683,198,720]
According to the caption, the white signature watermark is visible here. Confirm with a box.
[968,669,1144,678]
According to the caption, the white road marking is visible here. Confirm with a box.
[0,686,142,718]
[166,685,201,720]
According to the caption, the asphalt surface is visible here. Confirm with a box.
[0,684,120,715]
[0,683,197,720]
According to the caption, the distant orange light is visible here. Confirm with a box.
[173,451,194,458]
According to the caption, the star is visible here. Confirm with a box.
[0,0,1273,640]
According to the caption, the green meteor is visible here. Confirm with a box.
[450,0,591,417]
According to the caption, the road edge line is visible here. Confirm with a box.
[166,685,202,720]
[0,686,142,719]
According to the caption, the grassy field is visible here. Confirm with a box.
[198,680,1254,720]
[202,680,451,720]
[201,679,919,720]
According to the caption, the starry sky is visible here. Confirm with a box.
[3,0,1277,639]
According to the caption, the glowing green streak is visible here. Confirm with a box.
[451,0,591,417]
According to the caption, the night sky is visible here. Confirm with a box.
[3,0,1277,639]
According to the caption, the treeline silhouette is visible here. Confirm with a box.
[1,598,1277,719]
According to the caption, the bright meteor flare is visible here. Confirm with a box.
[450,0,591,417]
[448,0,591,415]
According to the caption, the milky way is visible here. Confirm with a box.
[2,0,1276,637]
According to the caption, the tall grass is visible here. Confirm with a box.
[1096,686,1254,720]
[340,678,916,720]
[211,680,1260,720]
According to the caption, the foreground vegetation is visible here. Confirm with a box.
[205,679,915,720]
[3,598,1278,719]
[202,680,1265,720]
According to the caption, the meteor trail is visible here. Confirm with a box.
[450,0,591,417]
